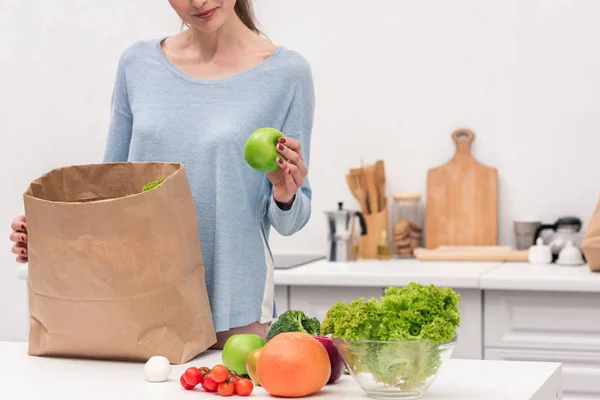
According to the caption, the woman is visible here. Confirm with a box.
[9,0,314,348]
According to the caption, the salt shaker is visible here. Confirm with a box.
[556,241,585,266]
[528,238,553,265]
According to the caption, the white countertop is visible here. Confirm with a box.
[480,262,600,293]
[273,259,502,288]
[17,259,600,292]
[0,341,561,399]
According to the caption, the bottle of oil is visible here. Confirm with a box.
[377,230,391,260]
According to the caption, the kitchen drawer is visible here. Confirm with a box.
[484,290,600,352]
[274,285,289,315]
[485,347,600,398]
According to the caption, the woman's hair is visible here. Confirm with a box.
[234,0,262,35]
[181,0,263,35]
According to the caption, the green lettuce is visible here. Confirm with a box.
[321,283,460,390]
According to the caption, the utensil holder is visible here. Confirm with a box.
[360,206,389,259]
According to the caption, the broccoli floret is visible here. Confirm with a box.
[266,310,321,342]
[142,178,164,192]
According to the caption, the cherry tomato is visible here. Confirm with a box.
[218,381,236,397]
[235,378,254,396]
[229,375,241,384]
[210,364,231,383]
[180,374,195,390]
[201,375,218,392]
[183,367,202,387]
[197,367,210,384]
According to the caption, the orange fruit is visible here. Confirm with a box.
[257,332,331,397]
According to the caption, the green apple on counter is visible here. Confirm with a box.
[244,127,286,173]
[222,334,265,376]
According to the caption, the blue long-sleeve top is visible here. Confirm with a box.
[102,38,314,332]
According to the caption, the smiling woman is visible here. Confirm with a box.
[9,0,315,349]
[172,0,263,35]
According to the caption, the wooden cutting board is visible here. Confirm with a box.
[414,246,528,262]
[425,129,498,249]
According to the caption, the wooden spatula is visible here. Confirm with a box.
[351,168,370,214]
[363,164,379,214]
[346,172,369,215]
[346,173,359,201]
[375,160,386,212]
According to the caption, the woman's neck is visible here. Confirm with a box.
[183,15,256,63]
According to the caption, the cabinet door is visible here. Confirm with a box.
[289,286,482,360]
[453,289,482,360]
[485,347,600,399]
[484,291,600,352]
[274,286,289,315]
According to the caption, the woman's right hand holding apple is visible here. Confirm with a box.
[10,215,28,263]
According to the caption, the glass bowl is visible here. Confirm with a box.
[333,335,457,399]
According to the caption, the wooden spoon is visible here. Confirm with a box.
[363,164,379,214]
[346,172,369,214]
[345,174,359,201]
[375,160,386,211]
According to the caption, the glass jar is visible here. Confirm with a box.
[391,193,424,258]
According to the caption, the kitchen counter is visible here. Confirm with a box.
[17,259,600,292]
[15,260,598,397]
[0,341,562,399]
[274,258,600,292]
[480,262,600,292]
[272,258,502,288]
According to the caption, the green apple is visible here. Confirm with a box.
[244,127,285,173]
[222,334,265,376]
[245,348,262,386]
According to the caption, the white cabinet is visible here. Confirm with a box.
[289,286,384,323]
[274,285,289,314]
[484,290,600,399]
[485,348,600,400]
[452,289,483,360]
[484,291,600,352]
[286,286,482,360]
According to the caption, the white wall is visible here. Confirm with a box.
[257,0,600,253]
[1,1,599,341]
[0,1,180,341]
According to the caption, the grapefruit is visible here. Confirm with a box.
[256,332,331,397]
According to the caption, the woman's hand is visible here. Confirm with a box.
[267,137,308,206]
[10,215,28,263]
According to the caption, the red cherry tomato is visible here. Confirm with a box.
[180,374,195,390]
[183,367,202,387]
[235,378,254,396]
[210,364,231,383]
[218,381,236,397]
[197,367,210,384]
[202,375,218,392]
[229,375,241,384]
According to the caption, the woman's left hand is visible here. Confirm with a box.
[267,137,308,206]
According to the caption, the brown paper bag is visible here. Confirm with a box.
[23,162,217,364]
[582,198,600,272]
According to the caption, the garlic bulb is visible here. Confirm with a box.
[144,356,172,382]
